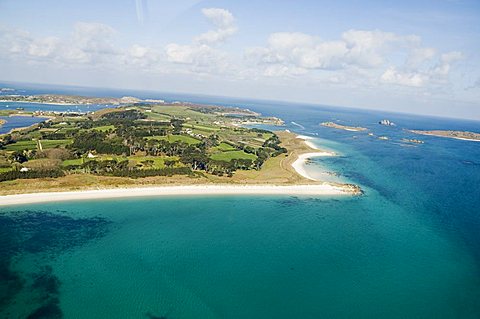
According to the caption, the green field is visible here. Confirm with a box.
[61,158,84,166]
[5,139,73,151]
[92,125,115,132]
[183,123,220,132]
[146,135,201,145]
[214,142,237,152]
[210,150,257,162]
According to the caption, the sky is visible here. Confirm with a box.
[0,0,479,120]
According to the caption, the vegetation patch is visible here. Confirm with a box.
[211,150,257,162]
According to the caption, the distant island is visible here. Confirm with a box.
[0,94,360,198]
[321,122,368,132]
[0,94,152,105]
[409,130,480,142]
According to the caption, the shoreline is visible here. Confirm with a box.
[409,131,480,142]
[0,131,361,206]
[0,100,95,106]
[0,115,51,136]
[292,135,336,181]
[0,184,354,206]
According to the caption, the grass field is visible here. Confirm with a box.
[61,158,84,166]
[92,125,115,132]
[5,139,73,151]
[146,135,201,145]
[214,142,237,152]
[183,123,220,132]
[210,150,257,162]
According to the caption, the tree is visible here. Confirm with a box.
[9,151,28,164]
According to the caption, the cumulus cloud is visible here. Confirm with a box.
[246,29,424,74]
[194,8,237,44]
[379,50,463,87]
[0,8,464,93]
[406,47,436,68]
[246,29,462,88]
[380,67,428,87]
[165,8,236,74]
[0,22,120,66]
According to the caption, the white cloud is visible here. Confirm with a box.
[246,29,463,88]
[406,47,436,68]
[0,8,466,97]
[380,50,463,87]
[165,8,236,75]
[381,67,428,87]
[194,8,237,45]
[432,51,463,75]
[27,37,60,58]
[0,22,120,66]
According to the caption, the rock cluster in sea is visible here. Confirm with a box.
[379,119,395,126]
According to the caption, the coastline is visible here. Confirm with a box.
[0,184,353,206]
[409,130,480,142]
[0,131,361,206]
[292,135,336,181]
[0,100,88,106]
[0,115,51,136]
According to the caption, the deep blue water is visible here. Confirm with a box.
[0,82,480,318]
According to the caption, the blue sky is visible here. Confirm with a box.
[0,0,479,119]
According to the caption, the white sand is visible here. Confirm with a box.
[0,184,353,206]
[293,135,336,181]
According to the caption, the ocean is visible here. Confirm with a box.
[1,83,479,318]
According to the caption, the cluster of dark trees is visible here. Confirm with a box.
[70,131,129,155]
[65,158,192,178]
[101,109,146,120]
[112,167,192,178]
[0,169,65,182]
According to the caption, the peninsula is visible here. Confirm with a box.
[0,94,150,105]
[321,121,368,132]
[409,130,480,142]
[0,95,360,199]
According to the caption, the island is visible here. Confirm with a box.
[0,95,361,200]
[0,118,5,127]
[0,94,151,105]
[321,122,368,132]
[409,130,480,142]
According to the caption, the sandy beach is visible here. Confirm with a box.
[0,184,355,206]
[292,135,336,181]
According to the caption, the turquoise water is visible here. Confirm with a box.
[2,195,479,318]
[1,83,480,318]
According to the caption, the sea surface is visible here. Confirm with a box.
[0,115,49,134]
[1,83,480,318]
